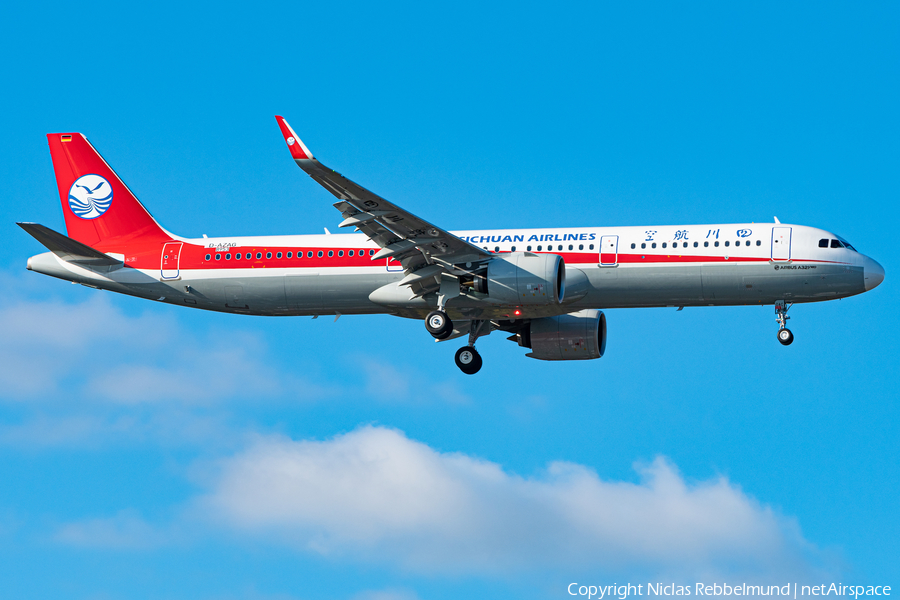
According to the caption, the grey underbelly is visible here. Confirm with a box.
[575,263,865,308]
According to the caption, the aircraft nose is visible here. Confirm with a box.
[864,257,885,291]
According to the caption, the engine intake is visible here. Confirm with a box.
[520,309,607,361]
[472,253,565,306]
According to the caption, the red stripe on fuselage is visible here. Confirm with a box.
[119,242,851,272]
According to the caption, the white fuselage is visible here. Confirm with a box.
[27,222,883,321]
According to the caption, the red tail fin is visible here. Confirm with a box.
[47,133,170,248]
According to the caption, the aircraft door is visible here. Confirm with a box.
[161,242,183,279]
[599,235,618,266]
[771,227,792,262]
[386,257,404,272]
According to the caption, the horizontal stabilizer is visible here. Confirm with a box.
[18,222,123,267]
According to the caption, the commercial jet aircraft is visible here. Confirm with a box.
[19,117,885,374]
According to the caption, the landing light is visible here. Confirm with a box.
[514,310,521,316]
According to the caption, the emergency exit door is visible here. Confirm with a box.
[161,242,183,279]
[599,235,618,266]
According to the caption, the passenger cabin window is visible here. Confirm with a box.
[704,241,709,247]
[226,253,231,260]
[276,252,282,258]
[819,239,829,248]
[205,254,211,260]
[641,243,646,249]
[527,245,532,251]
[317,251,323,257]
[756,240,761,246]
[568,244,573,251]
[537,245,542,251]
[589,244,594,250]
[494,246,500,252]
[662,242,667,249]
[215,254,221,260]
[256,253,262,259]
[631,243,636,249]
[724,241,730,247]
[511,246,516,252]
[652,243,657,249]
[714,241,719,247]
[266,252,272,259]
[307,251,313,258]
[287,252,292,258]
[579,244,584,250]
[328,251,334,257]
[338,250,344,257]
[693,242,698,248]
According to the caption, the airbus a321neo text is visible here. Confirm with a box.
[19,117,885,374]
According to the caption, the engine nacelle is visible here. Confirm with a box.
[476,253,565,306]
[521,309,607,361]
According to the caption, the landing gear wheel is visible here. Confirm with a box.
[425,310,453,340]
[455,346,483,375]
[777,328,794,346]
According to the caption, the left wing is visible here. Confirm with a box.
[275,116,492,298]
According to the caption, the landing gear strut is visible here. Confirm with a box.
[455,319,491,375]
[775,300,794,346]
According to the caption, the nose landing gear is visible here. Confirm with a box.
[775,300,794,346]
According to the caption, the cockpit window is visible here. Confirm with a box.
[830,239,843,249]
[836,236,857,252]
[819,239,829,248]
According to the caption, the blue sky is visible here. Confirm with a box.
[1,2,898,598]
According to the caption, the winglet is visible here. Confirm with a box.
[275,116,314,160]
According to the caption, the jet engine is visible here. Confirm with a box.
[465,252,565,306]
[515,309,607,361]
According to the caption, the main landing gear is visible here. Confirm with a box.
[425,310,453,340]
[454,319,490,375]
[775,300,794,346]
[454,346,482,375]
[423,310,490,375]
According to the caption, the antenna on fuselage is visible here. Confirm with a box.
[774,216,781,224]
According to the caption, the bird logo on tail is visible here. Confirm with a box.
[68,174,113,219]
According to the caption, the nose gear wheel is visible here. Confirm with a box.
[775,300,794,346]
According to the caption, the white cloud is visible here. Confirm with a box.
[360,357,470,405]
[0,293,325,405]
[0,410,238,449]
[54,509,169,549]
[350,589,420,600]
[0,295,172,396]
[197,426,829,579]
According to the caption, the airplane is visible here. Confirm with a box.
[18,117,885,374]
